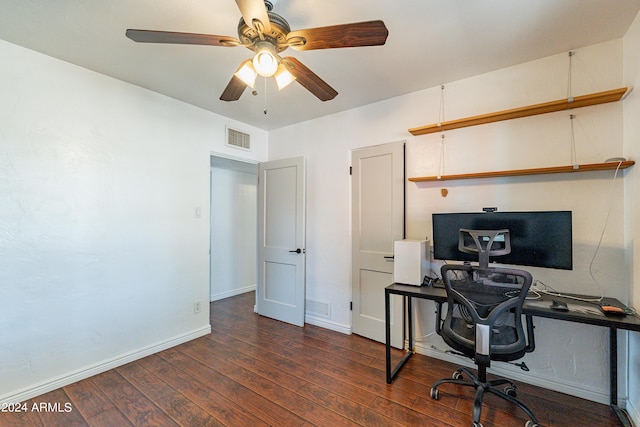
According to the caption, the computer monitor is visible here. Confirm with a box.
[432,211,573,270]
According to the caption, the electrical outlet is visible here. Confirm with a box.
[194,300,202,314]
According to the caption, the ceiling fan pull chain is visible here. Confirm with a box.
[263,77,268,114]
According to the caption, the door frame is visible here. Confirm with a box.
[209,152,259,303]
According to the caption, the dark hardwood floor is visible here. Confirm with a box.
[1,291,621,426]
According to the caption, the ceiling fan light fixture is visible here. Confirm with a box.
[252,42,278,77]
[234,59,257,88]
[274,63,296,90]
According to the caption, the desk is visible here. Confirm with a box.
[385,283,640,426]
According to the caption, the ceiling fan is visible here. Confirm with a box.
[125,0,388,102]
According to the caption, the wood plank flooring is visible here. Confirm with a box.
[1,291,621,426]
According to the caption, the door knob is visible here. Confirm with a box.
[289,248,302,254]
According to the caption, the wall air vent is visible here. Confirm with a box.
[226,127,251,151]
[305,298,331,319]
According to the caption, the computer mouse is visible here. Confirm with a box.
[550,300,568,311]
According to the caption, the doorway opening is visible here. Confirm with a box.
[209,155,258,302]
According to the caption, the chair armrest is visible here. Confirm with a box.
[525,315,535,353]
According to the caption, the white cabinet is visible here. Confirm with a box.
[393,239,429,286]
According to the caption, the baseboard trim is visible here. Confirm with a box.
[210,285,256,302]
[305,315,351,335]
[414,342,615,406]
[626,399,639,426]
[1,325,211,404]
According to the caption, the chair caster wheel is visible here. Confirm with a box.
[524,421,538,427]
[430,387,440,400]
[504,385,517,397]
[453,370,463,380]
[472,422,483,427]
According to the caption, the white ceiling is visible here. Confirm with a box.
[2,0,639,131]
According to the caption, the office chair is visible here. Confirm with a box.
[431,229,538,427]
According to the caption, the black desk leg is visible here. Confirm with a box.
[611,327,618,407]
[385,289,392,384]
[407,296,413,354]
[386,293,415,384]
[610,327,632,427]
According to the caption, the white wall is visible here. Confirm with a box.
[623,10,640,425]
[0,39,267,402]
[269,39,633,405]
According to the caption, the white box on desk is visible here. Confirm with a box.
[394,239,429,286]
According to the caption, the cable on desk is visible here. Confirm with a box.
[531,280,604,304]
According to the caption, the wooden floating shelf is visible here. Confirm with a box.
[408,160,635,182]
[408,87,631,136]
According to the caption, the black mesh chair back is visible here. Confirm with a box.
[440,264,532,365]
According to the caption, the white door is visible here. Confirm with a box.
[351,142,404,347]
[257,157,306,327]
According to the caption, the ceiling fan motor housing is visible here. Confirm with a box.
[238,11,291,53]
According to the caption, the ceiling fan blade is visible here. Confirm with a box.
[286,20,388,51]
[220,75,248,101]
[126,29,241,47]
[235,0,271,34]
[282,57,337,101]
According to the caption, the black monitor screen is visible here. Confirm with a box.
[432,211,572,270]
